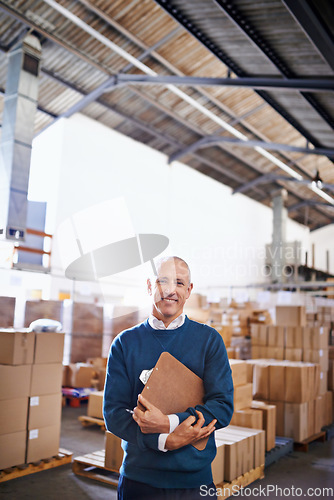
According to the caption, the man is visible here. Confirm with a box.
[103,256,234,499]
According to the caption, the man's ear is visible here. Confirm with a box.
[186,283,193,299]
[147,278,152,296]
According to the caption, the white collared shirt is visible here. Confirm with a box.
[148,312,184,451]
[148,312,186,330]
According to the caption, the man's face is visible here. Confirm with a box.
[147,259,193,325]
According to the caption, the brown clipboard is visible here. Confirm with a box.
[139,352,208,450]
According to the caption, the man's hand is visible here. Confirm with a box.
[165,410,216,451]
[132,394,170,434]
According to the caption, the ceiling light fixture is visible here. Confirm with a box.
[311,170,323,189]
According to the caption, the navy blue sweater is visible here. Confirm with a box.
[103,316,234,488]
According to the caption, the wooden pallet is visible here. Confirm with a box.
[78,415,106,431]
[73,449,264,497]
[72,450,119,487]
[294,431,326,453]
[0,449,73,483]
[215,465,265,499]
[265,437,293,467]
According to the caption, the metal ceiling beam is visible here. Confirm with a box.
[154,0,333,149]
[233,174,334,195]
[115,73,334,92]
[288,200,334,212]
[39,69,255,189]
[0,1,110,74]
[0,1,329,226]
[282,0,334,72]
[168,135,334,164]
[213,0,334,132]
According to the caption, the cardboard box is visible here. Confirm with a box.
[304,327,329,350]
[328,360,334,391]
[30,364,63,396]
[34,332,65,364]
[307,399,315,438]
[234,383,253,411]
[0,431,26,469]
[26,423,61,463]
[285,327,303,348]
[303,349,329,373]
[266,347,284,360]
[319,371,328,395]
[314,395,325,433]
[104,431,123,471]
[258,325,268,346]
[65,363,97,388]
[214,434,242,481]
[231,408,263,430]
[0,365,32,400]
[276,306,306,327]
[284,348,302,362]
[211,440,225,485]
[87,391,104,419]
[0,398,28,435]
[267,400,285,437]
[324,391,333,427]
[253,363,270,400]
[98,368,106,391]
[269,364,285,401]
[251,401,276,452]
[284,402,308,442]
[285,364,312,403]
[87,357,108,369]
[28,393,62,430]
[222,426,265,470]
[0,330,35,365]
[251,346,268,358]
[0,296,16,328]
[24,300,63,328]
[267,326,284,347]
[229,360,247,387]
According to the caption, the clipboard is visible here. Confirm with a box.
[139,352,208,450]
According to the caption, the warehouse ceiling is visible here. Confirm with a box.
[0,0,334,231]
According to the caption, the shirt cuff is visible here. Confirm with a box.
[168,414,179,433]
[158,415,180,452]
[158,433,169,452]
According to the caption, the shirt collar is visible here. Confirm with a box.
[148,313,186,330]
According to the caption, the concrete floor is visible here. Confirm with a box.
[1,403,333,499]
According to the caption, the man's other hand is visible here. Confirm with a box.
[165,410,216,450]
[132,394,170,434]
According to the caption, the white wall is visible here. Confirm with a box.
[28,113,314,308]
[310,224,334,273]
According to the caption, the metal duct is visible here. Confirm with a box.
[271,189,288,283]
[0,34,41,242]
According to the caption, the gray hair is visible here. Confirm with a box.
[151,256,192,284]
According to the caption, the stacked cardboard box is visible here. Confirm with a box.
[0,296,16,328]
[229,360,276,451]
[213,426,265,483]
[87,391,104,419]
[0,329,64,469]
[251,322,330,395]
[103,426,265,485]
[229,360,253,412]
[246,359,332,441]
[221,301,272,337]
[71,303,103,363]
[24,300,63,327]
[62,363,98,388]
